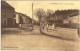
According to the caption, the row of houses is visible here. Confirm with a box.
[46,12,79,29]
[1,1,32,28]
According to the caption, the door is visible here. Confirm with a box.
[7,18,13,27]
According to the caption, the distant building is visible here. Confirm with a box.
[63,15,80,29]
[1,1,15,28]
[15,12,32,29]
[47,13,79,29]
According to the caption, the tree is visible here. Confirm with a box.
[47,9,54,17]
[46,9,55,26]
[54,9,79,19]
[34,8,46,33]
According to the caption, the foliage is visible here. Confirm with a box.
[34,8,46,19]
[54,9,79,19]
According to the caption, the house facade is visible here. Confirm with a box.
[63,15,80,29]
[15,12,33,30]
[1,1,15,28]
[46,13,79,29]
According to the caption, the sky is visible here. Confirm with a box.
[6,1,80,20]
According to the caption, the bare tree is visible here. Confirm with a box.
[34,8,46,33]
[47,9,54,17]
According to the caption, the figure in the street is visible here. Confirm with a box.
[42,24,45,30]
[19,24,22,28]
[46,24,49,31]
[52,23,55,30]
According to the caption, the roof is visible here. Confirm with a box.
[15,12,32,20]
[1,1,14,9]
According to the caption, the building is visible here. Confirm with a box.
[15,12,33,30]
[47,10,79,29]
[1,1,15,28]
[63,15,80,29]
[15,12,32,25]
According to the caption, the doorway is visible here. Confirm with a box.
[7,18,13,27]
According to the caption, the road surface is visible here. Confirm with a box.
[1,27,79,51]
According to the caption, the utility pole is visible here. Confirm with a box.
[32,3,33,30]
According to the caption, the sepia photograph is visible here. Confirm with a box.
[1,1,80,51]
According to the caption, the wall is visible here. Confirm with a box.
[1,6,15,28]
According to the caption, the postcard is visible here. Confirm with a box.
[1,0,80,51]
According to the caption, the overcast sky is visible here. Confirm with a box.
[6,1,80,20]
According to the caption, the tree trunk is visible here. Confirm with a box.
[39,17,43,34]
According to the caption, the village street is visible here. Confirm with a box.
[1,26,79,51]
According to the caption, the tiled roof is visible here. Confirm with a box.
[1,1,14,9]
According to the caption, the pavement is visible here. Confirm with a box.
[1,26,79,51]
